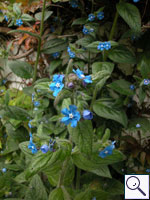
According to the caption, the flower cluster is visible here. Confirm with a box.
[16,19,23,26]
[99,141,116,158]
[97,41,111,51]
[143,79,150,85]
[69,0,78,8]
[73,69,92,84]
[67,47,76,58]
[52,52,60,59]
[49,74,64,97]
[88,11,104,22]
[82,26,94,35]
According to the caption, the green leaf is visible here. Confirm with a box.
[42,39,68,54]
[138,52,150,78]
[107,79,134,96]
[108,45,136,64]
[25,175,48,200]
[48,60,62,74]
[19,141,33,157]
[13,3,21,16]
[72,17,87,26]
[8,30,40,39]
[54,89,72,107]
[92,62,114,74]
[4,106,30,120]
[117,2,141,32]
[49,188,64,200]
[5,90,10,105]
[35,11,53,21]
[8,60,33,79]
[68,120,93,154]
[93,99,128,127]
[76,36,94,47]
[21,14,35,22]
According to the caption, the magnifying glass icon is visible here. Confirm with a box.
[126,176,146,196]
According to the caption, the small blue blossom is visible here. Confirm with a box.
[97,11,104,20]
[69,0,78,8]
[0,89,4,93]
[136,124,141,128]
[4,15,8,22]
[34,107,38,111]
[88,13,95,22]
[32,93,35,102]
[130,85,135,90]
[133,0,139,2]
[41,144,49,153]
[143,79,150,85]
[52,52,60,59]
[2,79,7,85]
[37,89,41,93]
[28,120,33,129]
[61,105,81,128]
[146,169,150,173]
[67,47,76,58]
[99,141,116,158]
[73,69,92,84]
[92,198,96,200]
[2,168,7,173]
[82,26,89,35]
[16,19,23,27]
[68,82,74,89]
[34,101,40,107]
[97,42,105,51]
[82,110,93,120]
[104,41,111,50]
[49,74,64,97]
[28,140,37,154]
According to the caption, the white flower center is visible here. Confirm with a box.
[105,150,108,154]
[81,74,85,78]
[69,113,74,118]
[56,83,60,88]
[32,146,34,149]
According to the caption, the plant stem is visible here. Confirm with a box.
[76,167,81,189]
[88,51,91,74]
[90,86,98,110]
[33,0,46,83]
[103,10,119,61]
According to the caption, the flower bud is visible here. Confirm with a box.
[68,82,74,89]
[41,144,49,153]
[82,110,93,120]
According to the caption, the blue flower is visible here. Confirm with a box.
[4,15,8,22]
[49,74,64,97]
[0,89,4,93]
[73,69,92,84]
[143,79,150,85]
[32,93,35,102]
[88,13,95,21]
[52,52,60,59]
[133,0,139,2]
[2,168,7,173]
[61,105,81,128]
[92,198,96,200]
[146,169,150,173]
[16,19,23,26]
[82,110,93,120]
[68,82,74,89]
[136,124,141,128]
[70,0,78,8]
[37,89,41,93]
[97,42,105,51]
[41,144,49,153]
[82,26,89,35]
[130,85,135,90]
[28,141,37,154]
[104,41,111,50]
[2,79,7,85]
[99,141,116,158]
[97,12,104,20]
[28,120,33,129]
[34,101,40,107]
[67,47,76,58]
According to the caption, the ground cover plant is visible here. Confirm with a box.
[0,0,150,199]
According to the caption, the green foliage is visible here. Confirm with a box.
[0,0,150,199]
